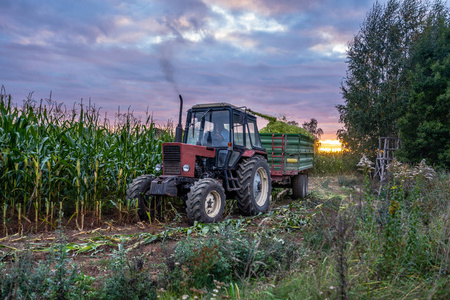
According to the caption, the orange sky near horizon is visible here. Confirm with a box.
[318,139,342,152]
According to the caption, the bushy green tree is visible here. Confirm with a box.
[337,0,431,154]
[397,5,450,169]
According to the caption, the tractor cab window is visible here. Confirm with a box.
[233,113,244,147]
[186,110,230,148]
[233,114,261,149]
[247,120,262,148]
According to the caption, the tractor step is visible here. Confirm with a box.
[225,170,240,191]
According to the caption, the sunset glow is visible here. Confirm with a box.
[318,140,342,152]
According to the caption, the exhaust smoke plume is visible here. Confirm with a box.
[159,55,180,95]
[157,16,187,96]
[157,9,204,96]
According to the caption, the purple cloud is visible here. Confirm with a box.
[0,0,388,139]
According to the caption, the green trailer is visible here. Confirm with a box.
[260,133,314,198]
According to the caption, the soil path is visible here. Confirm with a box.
[0,175,358,279]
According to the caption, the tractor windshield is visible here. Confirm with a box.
[186,109,230,148]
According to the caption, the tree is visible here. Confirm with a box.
[337,0,430,154]
[397,5,450,169]
[302,118,323,140]
[278,114,299,126]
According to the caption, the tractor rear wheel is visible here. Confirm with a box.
[292,174,308,199]
[186,178,225,223]
[126,174,157,221]
[236,156,271,215]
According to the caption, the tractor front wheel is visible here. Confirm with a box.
[186,178,225,223]
[236,156,272,215]
[126,174,157,221]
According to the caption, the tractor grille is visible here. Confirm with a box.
[163,145,181,175]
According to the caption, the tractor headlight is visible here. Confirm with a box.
[155,164,162,172]
[182,164,190,172]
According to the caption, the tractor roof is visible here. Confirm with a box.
[190,103,256,117]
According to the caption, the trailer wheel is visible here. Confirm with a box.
[292,174,308,199]
[303,174,308,198]
[126,174,157,221]
[236,156,272,215]
[186,178,225,223]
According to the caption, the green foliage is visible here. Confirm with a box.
[164,227,300,293]
[167,238,231,289]
[312,151,359,176]
[0,237,157,299]
[337,0,448,158]
[353,166,450,296]
[321,178,331,189]
[0,91,172,230]
[260,120,315,140]
[262,163,450,299]
[101,244,156,300]
[271,258,335,300]
[0,234,94,299]
[2,166,449,299]
[337,176,360,187]
[397,7,450,169]
[247,109,276,122]
[377,172,449,279]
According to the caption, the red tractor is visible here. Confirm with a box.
[126,96,272,223]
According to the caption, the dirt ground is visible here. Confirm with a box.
[0,175,359,279]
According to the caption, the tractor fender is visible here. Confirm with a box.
[241,149,268,159]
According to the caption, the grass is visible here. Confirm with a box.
[0,167,448,299]
[264,163,449,300]
[0,91,173,235]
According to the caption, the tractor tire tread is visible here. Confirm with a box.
[236,156,271,216]
[126,174,155,221]
[186,178,225,223]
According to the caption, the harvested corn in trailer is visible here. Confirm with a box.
[248,109,315,139]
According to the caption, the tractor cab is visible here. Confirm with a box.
[184,103,265,169]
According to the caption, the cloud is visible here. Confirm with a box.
[0,0,387,139]
[203,0,319,16]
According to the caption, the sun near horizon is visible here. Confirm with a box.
[318,139,342,152]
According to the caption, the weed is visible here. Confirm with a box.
[0,230,93,299]
[101,243,156,300]
[263,158,450,299]
[321,178,331,189]
[337,176,359,188]
[270,257,335,299]
[164,226,301,294]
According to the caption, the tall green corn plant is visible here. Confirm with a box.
[1,88,172,233]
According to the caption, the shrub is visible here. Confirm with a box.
[272,157,450,299]
[0,235,93,299]
[163,226,301,293]
[101,243,156,300]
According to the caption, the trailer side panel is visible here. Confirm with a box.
[260,133,314,177]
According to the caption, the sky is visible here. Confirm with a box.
[0,0,387,140]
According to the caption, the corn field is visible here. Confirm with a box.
[0,90,173,235]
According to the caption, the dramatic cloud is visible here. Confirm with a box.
[0,0,386,139]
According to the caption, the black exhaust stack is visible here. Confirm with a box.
[174,94,183,143]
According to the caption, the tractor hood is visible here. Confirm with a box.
[162,142,216,177]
